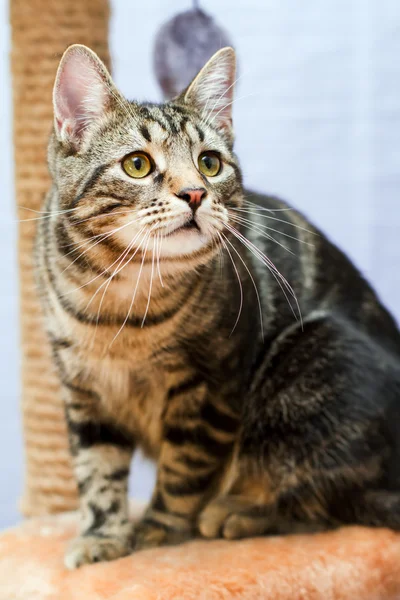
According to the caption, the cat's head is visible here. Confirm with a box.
[50,44,242,269]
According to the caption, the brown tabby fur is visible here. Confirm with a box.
[35,45,400,569]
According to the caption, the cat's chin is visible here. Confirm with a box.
[157,227,212,258]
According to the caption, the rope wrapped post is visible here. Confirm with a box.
[10,0,110,516]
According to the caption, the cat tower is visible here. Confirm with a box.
[2,0,400,598]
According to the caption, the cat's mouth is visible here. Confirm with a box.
[164,218,201,237]
[152,215,215,257]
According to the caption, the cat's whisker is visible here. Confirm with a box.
[89,229,150,352]
[18,205,135,226]
[225,221,297,300]
[224,222,303,328]
[58,230,117,270]
[18,205,81,215]
[109,229,153,348]
[242,199,294,213]
[218,228,264,341]
[60,227,146,298]
[230,206,318,236]
[17,205,82,222]
[229,214,296,256]
[59,217,142,274]
[229,215,315,261]
[216,231,243,336]
[57,229,113,254]
[18,215,69,222]
[207,93,257,128]
[156,232,164,287]
[58,221,138,252]
[98,228,151,317]
[142,243,156,328]
[211,232,224,277]
[202,73,243,127]
[87,227,147,315]
[229,213,315,247]
[227,228,299,329]
[201,90,214,127]
[215,234,224,276]
[219,236,225,276]
[19,216,61,222]
[70,208,137,226]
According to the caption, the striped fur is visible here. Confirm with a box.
[36,45,400,569]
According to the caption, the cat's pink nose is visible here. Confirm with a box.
[176,187,207,210]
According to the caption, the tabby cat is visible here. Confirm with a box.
[35,44,400,569]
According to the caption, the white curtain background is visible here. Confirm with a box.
[1,0,399,526]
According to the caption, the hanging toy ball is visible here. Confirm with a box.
[153,0,234,99]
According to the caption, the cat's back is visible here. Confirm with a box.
[242,191,400,357]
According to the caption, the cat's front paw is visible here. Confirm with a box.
[64,533,132,569]
[132,515,193,551]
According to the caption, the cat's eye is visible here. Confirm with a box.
[122,152,153,178]
[198,152,221,177]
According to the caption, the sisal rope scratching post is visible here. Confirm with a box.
[10,0,110,517]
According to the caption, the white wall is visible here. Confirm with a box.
[1,0,399,527]
[0,0,22,527]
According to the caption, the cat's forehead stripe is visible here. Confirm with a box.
[195,125,205,142]
[145,120,169,144]
[139,125,151,143]
[126,101,209,148]
[137,105,169,133]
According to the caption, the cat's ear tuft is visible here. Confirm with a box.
[53,44,116,147]
[181,47,236,136]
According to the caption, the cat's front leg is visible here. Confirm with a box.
[62,388,135,569]
[133,395,239,551]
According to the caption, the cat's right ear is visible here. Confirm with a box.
[179,47,236,138]
[53,45,117,148]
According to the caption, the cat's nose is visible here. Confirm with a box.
[176,187,207,211]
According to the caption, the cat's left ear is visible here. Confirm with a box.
[53,44,119,148]
[179,47,236,138]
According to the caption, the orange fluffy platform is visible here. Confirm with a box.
[1,503,400,600]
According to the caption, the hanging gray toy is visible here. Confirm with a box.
[153,0,234,100]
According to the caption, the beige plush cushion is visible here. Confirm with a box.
[1,501,400,599]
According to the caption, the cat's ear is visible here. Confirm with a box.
[180,47,236,135]
[53,44,117,147]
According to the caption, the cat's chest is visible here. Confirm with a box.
[85,350,184,458]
